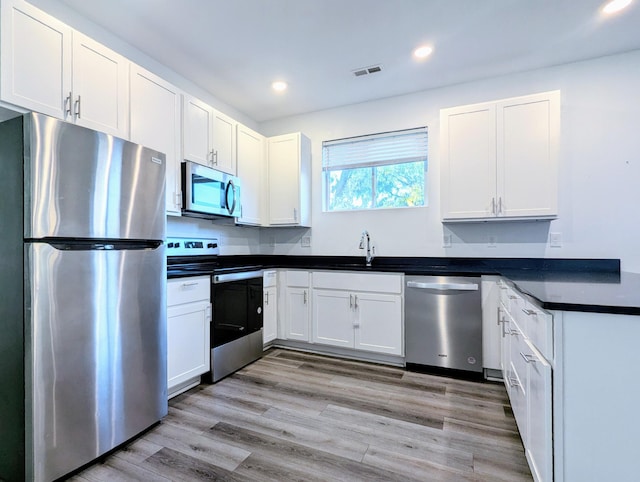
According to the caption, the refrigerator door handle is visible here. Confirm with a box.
[406,281,479,291]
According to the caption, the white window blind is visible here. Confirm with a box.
[322,127,428,170]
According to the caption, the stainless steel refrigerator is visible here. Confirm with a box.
[0,113,167,481]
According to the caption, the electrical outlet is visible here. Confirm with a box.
[550,232,562,248]
[301,236,311,247]
[488,235,497,248]
[443,234,452,248]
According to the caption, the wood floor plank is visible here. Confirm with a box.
[232,452,331,482]
[112,438,164,465]
[140,446,251,482]
[78,455,171,482]
[144,420,251,471]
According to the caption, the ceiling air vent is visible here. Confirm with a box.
[352,64,383,77]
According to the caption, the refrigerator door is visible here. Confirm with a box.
[26,242,167,482]
[25,113,166,241]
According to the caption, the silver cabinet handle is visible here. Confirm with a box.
[349,294,353,308]
[213,149,218,165]
[175,191,182,208]
[354,294,358,308]
[520,352,538,363]
[294,208,298,222]
[65,91,73,116]
[303,290,307,304]
[508,328,521,336]
[498,197,503,214]
[522,308,537,316]
[508,377,520,388]
[75,95,81,118]
[406,281,479,291]
[181,281,198,288]
[265,292,269,305]
[491,197,496,214]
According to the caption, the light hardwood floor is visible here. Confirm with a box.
[69,349,532,481]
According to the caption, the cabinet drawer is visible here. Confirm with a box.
[286,270,309,287]
[312,271,402,294]
[167,276,210,306]
[264,270,277,288]
[521,301,553,360]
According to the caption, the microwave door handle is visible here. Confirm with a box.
[226,180,237,215]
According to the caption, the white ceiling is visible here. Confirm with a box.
[35,0,640,122]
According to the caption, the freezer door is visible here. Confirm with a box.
[25,113,166,240]
[26,242,167,482]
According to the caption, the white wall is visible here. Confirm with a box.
[259,50,640,272]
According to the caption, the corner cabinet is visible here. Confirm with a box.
[0,0,129,138]
[236,123,266,226]
[267,132,311,227]
[441,91,560,222]
[167,276,211,399]
[182,94,237,175]
[130,65,182,215]
[311,271,403,356]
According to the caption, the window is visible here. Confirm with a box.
[322,127,427,211]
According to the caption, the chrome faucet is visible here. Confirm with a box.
[359,230,375,266]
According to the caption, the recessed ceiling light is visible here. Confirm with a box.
[602,0,632,14]
[272,81,288,92]
[413,45,433,60]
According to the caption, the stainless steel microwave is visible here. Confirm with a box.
[181,161,241,218]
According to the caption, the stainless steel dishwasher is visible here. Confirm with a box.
[405,275,482,374]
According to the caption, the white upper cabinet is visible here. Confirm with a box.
[441,91,560,221]
[0,0,129,138]
[182,94,237,175]
[71,32,129,137]
[236,123,266,226]
[130,64,182,215]
[1,0,72,119]
[268,132,311,227]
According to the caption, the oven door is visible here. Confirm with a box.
[211,271,263,348]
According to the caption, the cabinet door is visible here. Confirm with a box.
[285,287,310,341]
[211,109,237,175]
[497,91,559,219]
[130,65,181,215]
[312,289,354,348]
[525,339,552,482]
[236,124,265,225]
[72,32,129,138]
[354,293,403,355]
[441,102,497,220]
[508,320,528,444]
[167,301,211,394]
[0,0,72,119]
[182,94,213,167]
[263,286,278,344]
[268,133,300,225]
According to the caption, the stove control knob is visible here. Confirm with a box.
[175,242,181,248]
[167,242,174,248]
[207,243,217,249]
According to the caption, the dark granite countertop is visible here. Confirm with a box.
[169,254,639,315]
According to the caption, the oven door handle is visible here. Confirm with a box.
[216,323,246,332]
[214,270,263,283]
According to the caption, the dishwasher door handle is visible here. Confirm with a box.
[406,281,479,291]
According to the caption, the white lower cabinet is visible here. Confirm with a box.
[263,270,277,344]
[282,271,311,342]
[167,276,211,398]
[311,271,403,356]
[499,280,552,482]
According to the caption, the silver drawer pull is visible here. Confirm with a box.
[508,295,518,300]
[522,309,537,316]
[520,352,538,363]
[181,281,199,288]
[508,377,520,388]
[406,281,478,291]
